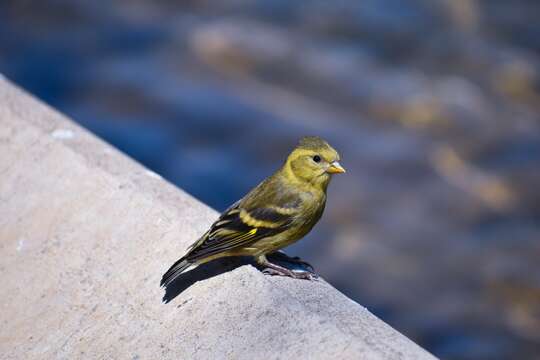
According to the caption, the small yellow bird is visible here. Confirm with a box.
[161,136,345,286]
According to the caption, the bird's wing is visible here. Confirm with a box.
[185,189,301,261]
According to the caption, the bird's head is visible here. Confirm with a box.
[283,136,345,191]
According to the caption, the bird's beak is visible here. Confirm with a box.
[327,161,346,174]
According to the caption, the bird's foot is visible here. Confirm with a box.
[261,263,318,281]
[262,267,295,277]
[269,251,315,272]
[258,255,318,281]
[292,270,319,280]
[262,267,318,281]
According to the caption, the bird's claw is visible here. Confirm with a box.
[262,267,318,281]
[262,267,286,277]
[293,270,319,281]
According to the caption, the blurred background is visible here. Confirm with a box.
[1,0,539,358]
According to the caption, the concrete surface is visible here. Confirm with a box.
[0,77,437,359]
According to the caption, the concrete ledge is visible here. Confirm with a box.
[0,77,437,359]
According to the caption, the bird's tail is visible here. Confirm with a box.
[160,256,197,287]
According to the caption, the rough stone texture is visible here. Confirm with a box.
[0,77,436,360]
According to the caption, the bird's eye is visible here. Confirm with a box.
[312,155,321,163]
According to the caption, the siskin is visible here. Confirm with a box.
[161,136,345,286]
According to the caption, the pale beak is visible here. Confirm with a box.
[327,161,346,174]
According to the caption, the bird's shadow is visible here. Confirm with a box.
[161,252,313,303]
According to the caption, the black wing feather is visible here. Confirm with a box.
[185,205,294,261]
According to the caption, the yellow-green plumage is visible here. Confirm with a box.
[161,136,345,286]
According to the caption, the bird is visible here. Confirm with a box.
[160,136,345,287]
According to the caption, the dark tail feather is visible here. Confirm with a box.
[160,257,195,287]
